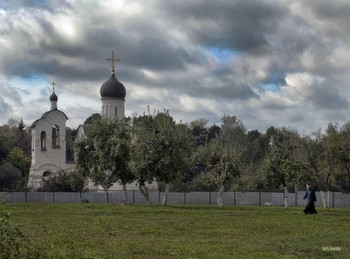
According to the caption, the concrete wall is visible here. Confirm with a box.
[2,191,350,207]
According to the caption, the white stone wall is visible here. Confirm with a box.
[87,179,158,191]
[101,97,125,121]
[28,110,75,189]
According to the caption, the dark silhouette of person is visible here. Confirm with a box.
[303,183,317,214]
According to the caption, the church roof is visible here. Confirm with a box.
[100,74,126,99]
[50,92,58,101]
[30,110,68,128]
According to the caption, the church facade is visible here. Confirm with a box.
[28,52,157,191]
[28,86,75,189]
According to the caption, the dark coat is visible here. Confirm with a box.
[304,187,317,203]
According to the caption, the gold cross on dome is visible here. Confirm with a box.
[106,50,120,74]
[51,82,56,93]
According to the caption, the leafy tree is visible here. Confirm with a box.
[75,118,134,204]
[263,128,313,208]
[130,114,158,204]
[130,110,194,205]
[336,122,350,192]
[202,142,243,207]
[218,114,247,152]
[0,162,22,191]
[0,119,31,162]
[68,170,88,192]
[7,147,31,178]
[153,112,194,205]
[18,118,26,132]
[66,127,77,162]
[190,118,209,146]
[207,124,221,142]
[38,170,74,192]
[84,113,102,125]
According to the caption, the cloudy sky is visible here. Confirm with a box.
[1,0,350,134]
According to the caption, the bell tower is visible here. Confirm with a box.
[100,51,126,121]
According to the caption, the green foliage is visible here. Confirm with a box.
[0,163,23,191]
[68,170,87,192]
[38,170,77,192]
[129,113,157,185]
[0,202,47,258]
[65,127,77,162]
[263,129,313,190]
[5,111,350,193]
[0,119,31,164]
[18,118,25,132]
[202,142,243,190]
[131,110,195,186]
[0,202,24,258]
[83,113,101,125]
[6,147,30,177]
[75,118,134,196]
[218,114,246,152]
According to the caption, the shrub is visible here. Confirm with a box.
[0,201,48,258]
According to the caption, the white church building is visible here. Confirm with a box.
[28,52,157,191]
[28,85,76,189]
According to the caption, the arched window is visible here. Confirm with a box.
[43,171,52,177]
[52,125,60,148]
[115,107,118,116]
[40,131,46,151]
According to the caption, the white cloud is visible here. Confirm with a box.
[1,0,350,135]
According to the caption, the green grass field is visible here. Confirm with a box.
[4,203,350,258]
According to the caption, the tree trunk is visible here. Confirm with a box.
[327,190,331,208]
[320,191,327,208]
[121,183,128,205]
[283,186,289,209]
[139,182,152,205]
[217,185,225,207]
[104,189,109,204]
[161,183,170,206]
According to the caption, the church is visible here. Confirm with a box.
[28,51,158,191]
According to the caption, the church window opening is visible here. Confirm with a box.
[40,131,46,151]
[115,107,118,116]
[52,125,60,148]
[43,171,52,177]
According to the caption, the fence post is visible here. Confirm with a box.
[259,192,261,206]
[234,192,236,206]
[209,192,211,205]
[52,192,55,203]
[184,192,186,205]
[332,192,335,208]
[132,190,135,204]
[25,191,27,203]
[159,191,161,205]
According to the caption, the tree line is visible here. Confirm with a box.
[1,111,350,206]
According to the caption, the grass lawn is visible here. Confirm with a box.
[4,203,350,258]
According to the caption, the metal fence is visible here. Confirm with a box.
[1,191,350,207]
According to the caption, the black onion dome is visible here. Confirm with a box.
[100,74,126,98]
[50,92,58,101]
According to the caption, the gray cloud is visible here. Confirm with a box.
[0,82,23,104]
[0,96,11,113]
[1,0,350,134]
[309,81,349,110]
[159,0,285,54]
[0,0,72,12]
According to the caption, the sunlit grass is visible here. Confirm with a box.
[7,204,350,258]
